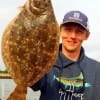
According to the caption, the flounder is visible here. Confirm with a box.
[1,0,60,99]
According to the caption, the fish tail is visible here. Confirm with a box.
[85,83,91,87]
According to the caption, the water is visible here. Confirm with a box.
[0,79,40,100]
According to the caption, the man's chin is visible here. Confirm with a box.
[65,47,79,53]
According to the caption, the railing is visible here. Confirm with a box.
[0,73,11,79]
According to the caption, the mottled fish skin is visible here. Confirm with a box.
[2,0,60,87]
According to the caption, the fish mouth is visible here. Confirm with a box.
[24,0,42,16]
[25,0,50,15]
[23,0,53,16]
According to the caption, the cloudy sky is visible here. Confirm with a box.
[0,0,100,70]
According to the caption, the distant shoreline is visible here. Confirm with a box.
[0,73,11,79]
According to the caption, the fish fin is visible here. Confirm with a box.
[68,72,83,80]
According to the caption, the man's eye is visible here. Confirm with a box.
[77,29,84,33]
[65,28,72,31]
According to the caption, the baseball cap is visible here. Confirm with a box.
[61,10,89,32]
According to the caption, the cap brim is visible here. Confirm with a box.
[61,20,89,32]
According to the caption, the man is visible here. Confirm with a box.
[30,11,100,100]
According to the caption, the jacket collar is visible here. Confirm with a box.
[54,44,85,67]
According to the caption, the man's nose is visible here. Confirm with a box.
[70,31,76,38]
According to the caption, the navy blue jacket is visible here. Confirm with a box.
[30,45,100,100]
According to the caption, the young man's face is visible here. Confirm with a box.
[60,23,90,52]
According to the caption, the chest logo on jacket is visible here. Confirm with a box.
[53,72,91,100]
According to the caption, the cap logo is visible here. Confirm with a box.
[73,12,80,19]
[69,12,82,22]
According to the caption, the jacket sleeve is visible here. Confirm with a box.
[91,65,100,100]
[30,75,46,91]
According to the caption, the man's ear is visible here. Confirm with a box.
[85,31,90,40]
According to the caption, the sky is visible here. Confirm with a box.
[0,0,100,70]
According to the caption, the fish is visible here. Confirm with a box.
[1,0,60,99]
[53,73,91,88]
